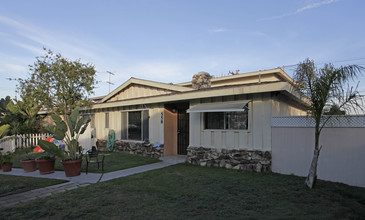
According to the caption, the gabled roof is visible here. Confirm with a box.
[100,77,194,103]
[91,68,308,109]
[91,81,308,110]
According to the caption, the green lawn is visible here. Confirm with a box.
[12,150,160,173]
[1,164,364,219]
[0,175,67,197]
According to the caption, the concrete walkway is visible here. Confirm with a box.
[0,156,186,207]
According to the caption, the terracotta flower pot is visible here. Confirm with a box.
[36,158,56,174]
[61,159,82,177]
[21,159,37,172]
[2,162,13,172]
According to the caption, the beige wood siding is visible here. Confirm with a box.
[271,95,307,116]
[149,105,164,144]
[94,112,105,139]
[189,94,275,151]
[251,93,272,151]
[200,130,252,150]
[189,100,201,147]
[108,84,173,102]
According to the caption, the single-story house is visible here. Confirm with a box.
[83,68,308,172]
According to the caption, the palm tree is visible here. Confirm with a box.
[293,58,363,188]
[0,124,10,139]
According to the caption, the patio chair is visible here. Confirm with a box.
[85,146,105,174]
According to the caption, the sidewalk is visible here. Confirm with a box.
[0,156,186,208]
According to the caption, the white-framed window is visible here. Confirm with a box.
[121,110,149,141]
[204,105,249,130]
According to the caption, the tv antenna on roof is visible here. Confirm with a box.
[106,71,115,93]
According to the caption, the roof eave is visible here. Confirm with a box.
[91,81,307,110]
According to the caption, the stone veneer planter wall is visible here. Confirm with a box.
[96,139,164,158]
[187,146,271,173]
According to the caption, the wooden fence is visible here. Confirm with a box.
[0,133,50,153]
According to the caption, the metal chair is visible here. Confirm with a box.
[85,146,104,174]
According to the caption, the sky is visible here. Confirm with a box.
[0,0,365,99]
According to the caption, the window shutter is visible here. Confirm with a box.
[142,110,149,141]
[121,112,127,139]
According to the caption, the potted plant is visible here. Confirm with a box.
[1,151,14,172]
[20,152,37,172]
[40,107,90,177]
[36,153,56,174]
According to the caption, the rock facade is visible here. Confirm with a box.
[192,72,212,89]
[187,146,271,172]
[96,139,164,158]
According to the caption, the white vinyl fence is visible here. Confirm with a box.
[0,133,49,153]
[272,115,365,187]
[0,127,95,154]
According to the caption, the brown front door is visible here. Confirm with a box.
[163,109,177,156]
